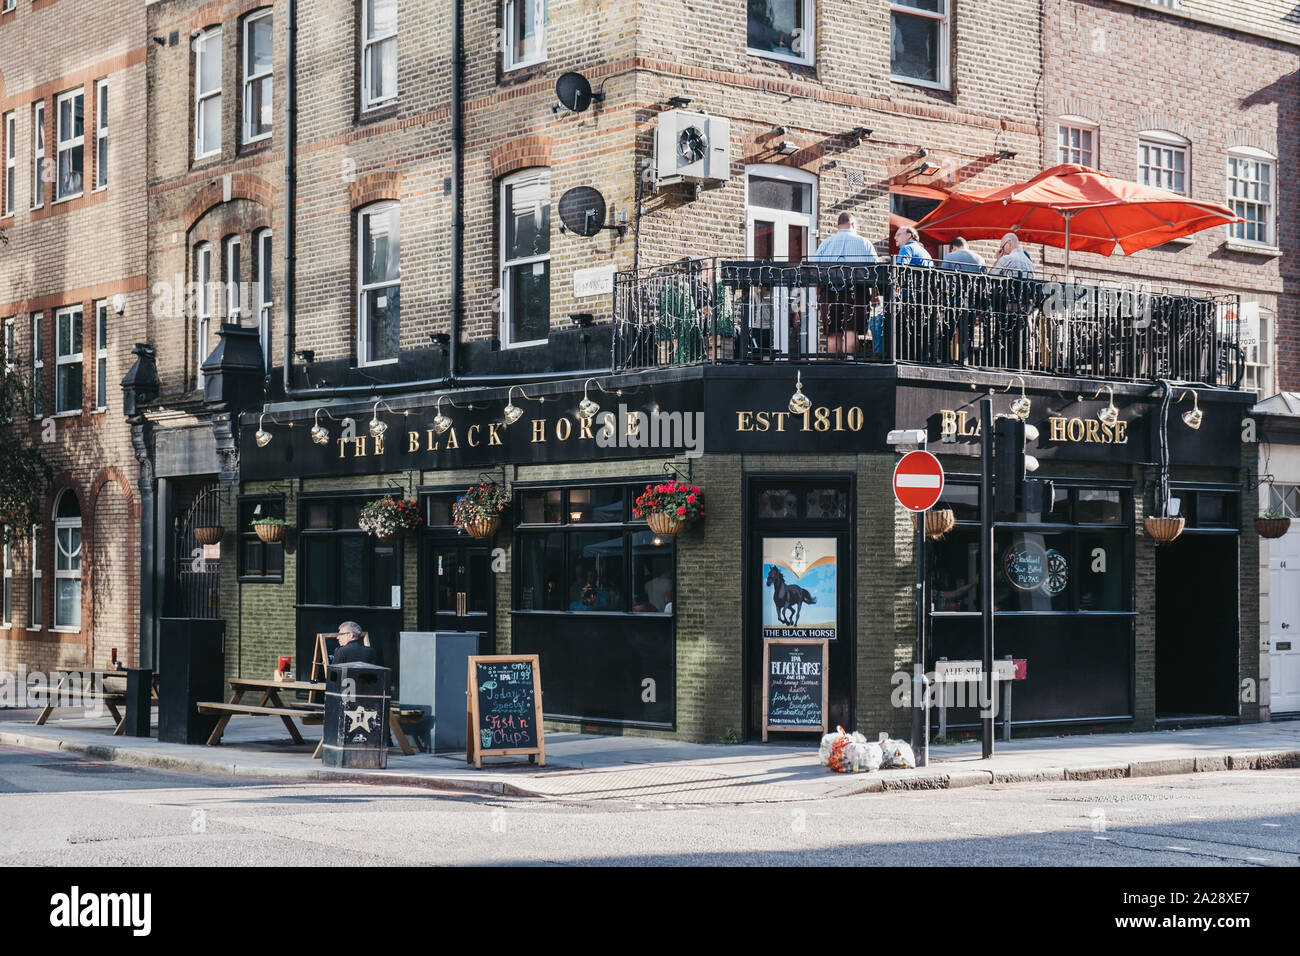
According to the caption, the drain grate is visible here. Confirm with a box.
[36,761,136,775]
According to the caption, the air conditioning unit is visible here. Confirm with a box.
[654,110,730,185]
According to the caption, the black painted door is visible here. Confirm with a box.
[421,536,494,642]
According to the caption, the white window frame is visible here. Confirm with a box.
[32,101,45,209]
[54,305,83,416]
[94,300,108,411]
[242,10,273,144]
[2,316,13,374]
[3,111,14,217]
[54,88,84,201]
[31,312,43,420]
[1057,117,1097,167]
[357,202,401,365]
[1226,146,1277,249]
[194,28,223,160]
[224,234,242,322]
[745,164,819,354]
[1137,130,1188,195]
[29,526,41,631]
[361,0,398,111]
[53,492,81,632]
[503,0,547,71]
[747,0,815,67]
[94,79,108,190]
[2,0,15,14]
[499,168,551,348]
[195,243,213,387]
[2,529,11,629]
[890,0,949,90]
[254,228,272,370]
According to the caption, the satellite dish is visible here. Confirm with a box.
[558,187,608,238]
[554,72,604,114]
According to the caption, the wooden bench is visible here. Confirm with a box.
[29,670,154,735]
[196,701,316,746]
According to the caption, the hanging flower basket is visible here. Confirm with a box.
[452,481,510,538]
[1144,515,1185,545]
[910,508,956,541]
[359,498,422,541]
[253,519,289,544]
[1254,516,1292,539]
[635,481,704,536]
[194,526,225,546]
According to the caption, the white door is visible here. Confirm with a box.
[1268,529,1300,714]
[745,168,816,356]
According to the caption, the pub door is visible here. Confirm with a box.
[746,479,855,740]
[1155,534,1239,718]
[420,536,495,653]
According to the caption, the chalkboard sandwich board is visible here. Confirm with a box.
[761,638,829,742]
[466,654,546,769]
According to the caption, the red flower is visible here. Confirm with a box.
[686,494,696,503]
[677,506,686,516]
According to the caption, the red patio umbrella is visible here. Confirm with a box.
[913,164,1241,272]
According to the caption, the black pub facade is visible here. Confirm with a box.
[123,263,1261,742]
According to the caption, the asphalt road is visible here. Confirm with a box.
[0,742,1297,867]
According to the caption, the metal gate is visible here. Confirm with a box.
[171,483,222,619]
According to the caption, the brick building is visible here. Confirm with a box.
[1040,0,1299,720]
[0,0,146,678]
[123,0,1262,744]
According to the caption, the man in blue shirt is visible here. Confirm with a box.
[812,213,878,355]
[894,225,935,266]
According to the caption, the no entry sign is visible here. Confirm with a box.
[893,451,945,512]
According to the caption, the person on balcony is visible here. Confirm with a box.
[894,226,935,266]
[812,213,879,356]
[941,237,986,273]
[992,233,1035,278]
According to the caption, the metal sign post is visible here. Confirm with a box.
[979,397,996,759]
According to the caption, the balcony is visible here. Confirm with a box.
[612,259,1244,387]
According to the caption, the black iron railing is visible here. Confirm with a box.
[612,259,1243,387]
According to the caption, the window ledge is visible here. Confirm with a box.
[49,627,81,634]
[26,627,43,633]
[52,193,84,206]
[1223,239,1281,258]
[891,75,952,94]
[1161,235,1196,247]
[52,410,80,419]
[747,49,816,69]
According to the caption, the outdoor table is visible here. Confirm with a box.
[31,668,156,736]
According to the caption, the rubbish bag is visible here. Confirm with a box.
[878,732,916,770]
[845,737,884,772]
[819,727,882,773]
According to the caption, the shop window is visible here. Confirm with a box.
[1175,489,1237,529]
[748,0,815,66]
[515,484,673,614]
[298,496,400,608]
[53,490,81,630]
[753,483,849,522]
[1077,489,1123,524]
[422,493,459,528]
[805,488,847,520]
[238,495,284,581]
[755,487,798,520]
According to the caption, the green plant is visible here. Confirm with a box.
[452,482,510,527]
[1259,508,1289,520]
[634,481,704,523]
[718,727,743,745]
[0,365,52,544]
[250,516,293,529]
[359,497,421,536]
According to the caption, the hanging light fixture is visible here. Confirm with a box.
[1179,390,1203,430]
[433,396,454,435]
[368,400,400,439]
[254,412,277,447]
[1006,376,1031,421]
[789,372,811,415]
[503,385,543,426]
[310,408,341,445]
[1092,385,1119,427]
[577,379,619,423]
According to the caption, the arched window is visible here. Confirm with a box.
[53,490,81,630]
[1057,116,1098,168]
[1137,130,1189,195]
[195,241,213,388]
[253,228,273,371]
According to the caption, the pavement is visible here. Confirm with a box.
[2,707,1298,804]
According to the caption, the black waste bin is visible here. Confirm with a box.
[123,668,153,738]
[322,663,391,769]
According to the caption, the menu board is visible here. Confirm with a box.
[1002,539,1049,592]
[761,639,829,741]
[466,655,546,768]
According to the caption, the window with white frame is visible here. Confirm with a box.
[500,168,550,346]
[1236,303,1272,397]
[195,243,213,387]
[54,305,82,414]
[53,491,81,631]
[29,526,42,630]
[1227,147,1276,247]
[94,300,108,411]
[55,89,83,200]
[361,0,397,111]
[891,0,948,88]
[1,317,11,424]
[254,228,272,370]
[224,234,242,321]
[94,79,108,189]
[195,28,222,159]
[1138,130,1188,194]
[31,312,43,419]
[504,0,546,70]
[2,530,11,628]
[748,0,813,65]
[1058,119,1096,167]
[2,0,15,13]
[243,10,273,143]
[3,111,14,216]
[31,101,44,209]
[357,203,400,364]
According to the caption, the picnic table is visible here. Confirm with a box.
[197,677,419,756]
[30,668,157,735]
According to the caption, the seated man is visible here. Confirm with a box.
[991,232,1035,278]
[332,620,378,665]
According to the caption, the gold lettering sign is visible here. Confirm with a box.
[733,407,865,435]
[1045,416,1129,445]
